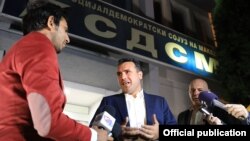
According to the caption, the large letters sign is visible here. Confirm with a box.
[0,0,218,78]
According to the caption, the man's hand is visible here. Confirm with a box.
[205,114,223,125]
[225,104,249,119]
[139,114,159,140]
[92,126,108,141]
[121,117,140,139]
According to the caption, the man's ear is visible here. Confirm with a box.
[47,16,55,30]
[138,71,143,80]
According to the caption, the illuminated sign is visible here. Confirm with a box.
[0,0,218,78]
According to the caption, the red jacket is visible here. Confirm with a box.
[0,32,91,141]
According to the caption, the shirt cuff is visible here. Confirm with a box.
[90,128,97,141]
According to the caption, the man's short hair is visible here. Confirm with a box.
[118,58,143,72]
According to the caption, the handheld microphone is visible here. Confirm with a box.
[199,91,245,121]
[92,105,122,140]
[198,91,227,110]
[92,105,116,132]
[199,107,211,117]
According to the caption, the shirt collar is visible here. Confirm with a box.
[125,89,144,100]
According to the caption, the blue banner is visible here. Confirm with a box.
[0,0,218,78]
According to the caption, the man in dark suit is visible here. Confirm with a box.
[177,78,222,125]
[90,58,177,140]
[178,78,250,125]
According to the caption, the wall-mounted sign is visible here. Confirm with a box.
[0,0,218,78]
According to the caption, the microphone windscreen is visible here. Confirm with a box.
[199,91,218,106]
[103,105,116,116]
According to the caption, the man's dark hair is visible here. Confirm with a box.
[118,58,143,72]
[22,1,68,35]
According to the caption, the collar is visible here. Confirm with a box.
[125,89,144,100]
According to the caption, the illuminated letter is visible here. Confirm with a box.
[127,28,158,58]
[84,14,116,38]
[165,42,188,63]
[194,52,218,73]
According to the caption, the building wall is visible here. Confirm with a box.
[0,0,221,122]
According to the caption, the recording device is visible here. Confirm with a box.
[92,105,121,140]
[199,91,246,124]
[199,107,211,117]
[198,91,227,110]
[92,105,116,132]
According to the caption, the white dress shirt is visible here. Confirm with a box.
[190,108,206,125]
[125,90,146,128]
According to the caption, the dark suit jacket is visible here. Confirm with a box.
[177,109,208,125]
[177,109,192,125]
[90,92,177,126]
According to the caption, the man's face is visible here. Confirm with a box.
[51,17,70,53]
[189,79,209,106]
[116,61,143,97]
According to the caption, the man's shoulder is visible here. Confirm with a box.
[177,109,192,124]
[178,109,191,119]
[17,32,54,53]
[144,92,164,99]
[103,93,124,99]
[179,109,191,115]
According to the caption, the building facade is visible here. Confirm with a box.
[0,0,220,124]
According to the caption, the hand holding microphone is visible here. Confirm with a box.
[92,105,116,132]
[199,91,247,122]
[91,126,109,141]
[224,104,249,120]
[199,105,223,125]
[92,105,121,140]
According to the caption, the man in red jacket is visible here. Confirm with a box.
[0,1,108,140]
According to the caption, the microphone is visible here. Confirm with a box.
[198,91,227,110]
[198,91,245,123]
[92,105,116,132]
[92,105,121,140]
[199,107,211,117]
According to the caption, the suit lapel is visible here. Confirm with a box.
[144,93,153,125]
[116,93,129,125]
